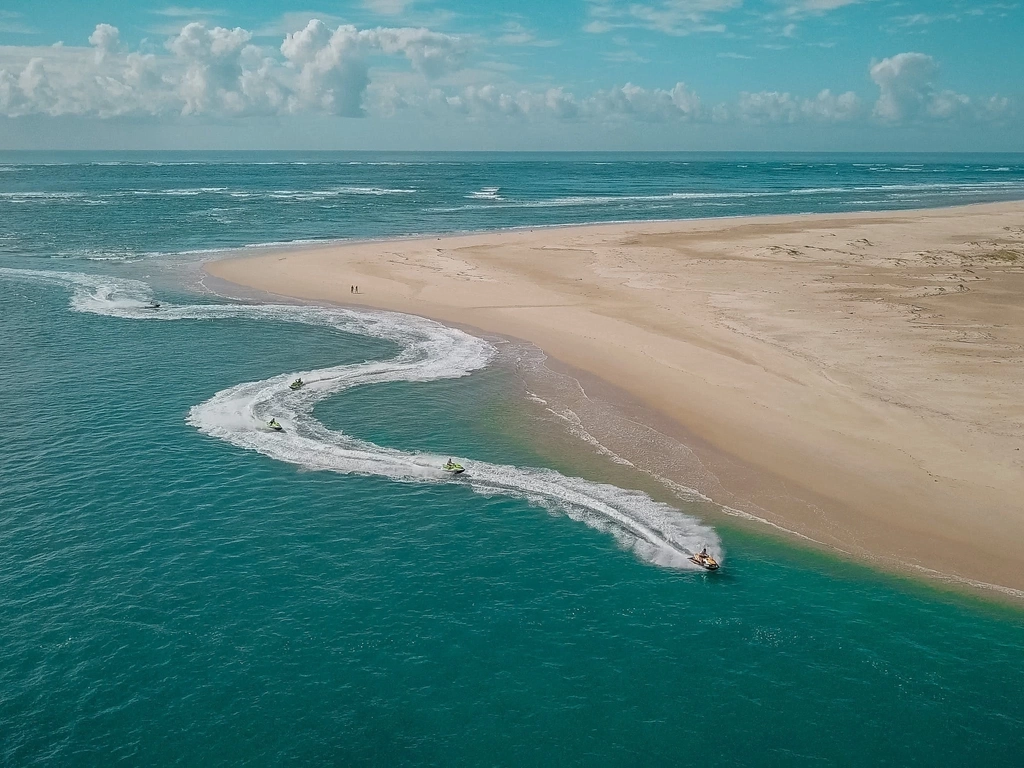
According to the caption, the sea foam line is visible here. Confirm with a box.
[0,267,721,570]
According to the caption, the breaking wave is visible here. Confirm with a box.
[428,180,1024,213]
[0,267,722,570]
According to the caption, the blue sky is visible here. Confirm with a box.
[0,1,1020,150]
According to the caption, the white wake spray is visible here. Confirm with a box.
[2,267,722,569]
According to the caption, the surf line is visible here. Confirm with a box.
[1,268,722,570]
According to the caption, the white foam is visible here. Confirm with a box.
[467,187,504,201]
[0,267,722,570]
[548,407,635,467]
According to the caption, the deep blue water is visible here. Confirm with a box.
[1,153,1023,765]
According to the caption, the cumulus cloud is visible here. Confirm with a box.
[927,89,970,120]
[0,20,1012,134]
[589,82,703,121]
[280,21,369,116]
[88,23,121,63]
[0,39,177,119]
[426,81,704,123]
[868,51,1002,123]
[802,88,862,121]
[429,84,581,120]
[728,88,861,123]
[277,21,468,116]
[870,51,938,122]
[977,95,1011,121]
[867,52,1013,124]
[166,23,278,116]
[735,91,801,122]
[0,20,467,119]
[371,27,468,78]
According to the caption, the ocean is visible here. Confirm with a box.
[1,152,1023,765]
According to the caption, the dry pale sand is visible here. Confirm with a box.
[208,201,1024,596]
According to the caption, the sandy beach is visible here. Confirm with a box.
[207,201,1024,595]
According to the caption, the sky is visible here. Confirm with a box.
[0,0,1021,151]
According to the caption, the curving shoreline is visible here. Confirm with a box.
[206,200,1024,596]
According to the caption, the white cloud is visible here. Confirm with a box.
[867,51,1011,124]
[495,21,560,47]
[429,81,703,123]
[0,44,173,118]
[154,6,224,18]
[88,23,121,63]
[783,0,868,17]
[732,88,861,122]
[253,12,347,38]
[927,89,970,119]
[977,95,1011,121]
[0,20,467,119]
[280,21,369,116]
[0,21,1012,135]
[889,13,959,28]
[372,27,469,78]
[363,0,417,16]
[603,49,651,63]
[870,51,939,122]
[0,10,37,35]
[801,88,862,120]
[735,91,799,122]
[166,23,275,116]
[585,0,740,36]
[276,21,467,115]
[359,1,458,30]
[147,6,226,34]
[590,82,703,120]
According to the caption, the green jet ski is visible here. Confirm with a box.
[442,459,465,475]
[289,378,304,391]
[268,419,283,432]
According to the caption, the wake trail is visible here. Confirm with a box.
[1,267,722,569]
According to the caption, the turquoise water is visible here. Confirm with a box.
[2,154,1024,765]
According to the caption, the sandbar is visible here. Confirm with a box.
[207,201,1024,597]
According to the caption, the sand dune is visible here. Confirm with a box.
[207,201,1024,595]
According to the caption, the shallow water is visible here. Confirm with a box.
[2,153,1023,765]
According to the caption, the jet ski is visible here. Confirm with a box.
[442,460,465,475]
[268,419,283,432]
[689,548,720,571]
[145,301,161,309]
[289,378,304,391]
